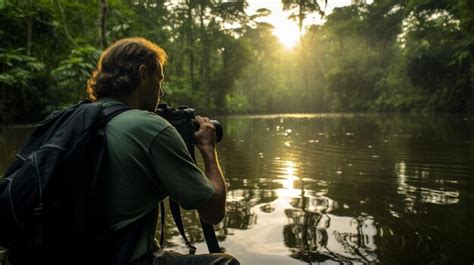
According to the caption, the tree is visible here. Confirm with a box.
[0,48,45,122]
[282,0,327,112]
[99,0,108,49]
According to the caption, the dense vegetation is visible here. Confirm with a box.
[0,0,473,123]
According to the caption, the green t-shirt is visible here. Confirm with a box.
[92,98,215,261]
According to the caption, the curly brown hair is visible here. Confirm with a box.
[86,37,167,101]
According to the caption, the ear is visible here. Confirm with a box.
[138,64,148,81]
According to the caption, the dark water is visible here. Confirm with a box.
[1,114,474,264]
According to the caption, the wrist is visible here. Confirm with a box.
[199,146,217,160]
[198,143,215,153]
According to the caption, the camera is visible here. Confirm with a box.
[155,103,223,149]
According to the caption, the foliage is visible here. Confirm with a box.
[0,48,46,122]
[50,46,101,109]
[0,0,472,123]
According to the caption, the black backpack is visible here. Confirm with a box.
[0,100,130,263]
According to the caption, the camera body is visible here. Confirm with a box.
[155,103,223,150]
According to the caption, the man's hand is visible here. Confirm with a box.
[194,116,216,155]
[194,115,226,224]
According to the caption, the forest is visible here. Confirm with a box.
[0,0,473,123]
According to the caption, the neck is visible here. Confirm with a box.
[113,93,140,109]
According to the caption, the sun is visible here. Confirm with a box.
[272,22,301,49]
[266,11,302,49]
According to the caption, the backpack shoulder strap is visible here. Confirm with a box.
[89,103,131,194]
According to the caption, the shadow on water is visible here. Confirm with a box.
[1,113,474,264]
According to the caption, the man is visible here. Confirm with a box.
[86,37,238,264]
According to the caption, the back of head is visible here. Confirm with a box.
[87,37,167,101]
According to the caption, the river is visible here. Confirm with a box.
[1,113,473,264]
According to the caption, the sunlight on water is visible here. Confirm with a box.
[396,161,460,207]
[242,113,360,119]
[276,160,300,198]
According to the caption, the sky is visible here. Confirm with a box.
[245,0,369,48]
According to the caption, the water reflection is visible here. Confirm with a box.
[283,189,379,264]
[276,160,299,198]
[284,210,379,264]
[217,114,474,264]
[396,161,460,207]
[224,201,257,229]
[2,113,474,264]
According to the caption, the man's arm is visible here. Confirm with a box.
[194,116,226,225]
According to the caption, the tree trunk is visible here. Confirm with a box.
[175,22,185,77]
[298,2,310,111]
[56,0,75,44]
[186,5,195,90]
[199,3,209,90]
[100,0,108,49]
[26,16,32,56]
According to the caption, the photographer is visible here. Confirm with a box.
[86,37,238,265]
